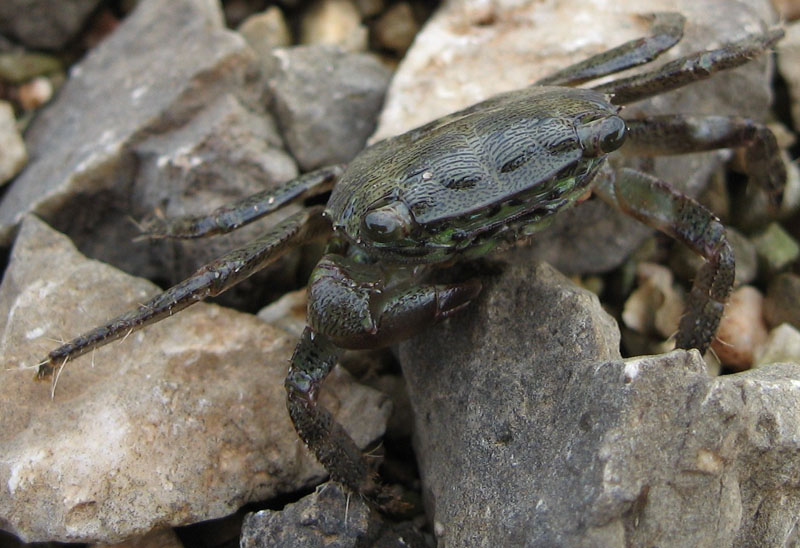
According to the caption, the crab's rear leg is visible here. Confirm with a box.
[285,255,481,509]
[536,12,685,87]
[142,164,343,239]
[595,167,732,352]
[37,206,330,379]
[624,115,785,206]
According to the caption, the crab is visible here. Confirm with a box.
[36,13,785,510]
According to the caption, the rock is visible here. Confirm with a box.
[371,0,779,274]
[778,21,800,129]
[0,216,391,543]
[751,221,800,275]
[373,2,419,55]
[399,261,800,546]
[622,262,683,341]
[711,285,769,371]
[756,323,800,367]
[0,0,103,50]
[0,52,62,84]
[0,0,301,308]
[0,101,26,185]
[764,272,800,329]
[240,483,428,548]
[237,6,293,57]
[300,0,368,53]
[265,45,392,170]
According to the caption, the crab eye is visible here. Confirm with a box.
[362,201,414,243]
[577,116,627,157]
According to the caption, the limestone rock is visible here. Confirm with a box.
[0,216,390,543]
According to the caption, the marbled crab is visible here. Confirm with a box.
[37,13,786,509]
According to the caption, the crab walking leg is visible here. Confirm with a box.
[594,28,784,106]
[37,206,330,379]
[286,255,481,506]
[142,164,344,239]
[625,115,786,205]
[595,167,733,353]
[536,12,685,87]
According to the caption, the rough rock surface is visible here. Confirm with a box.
[399,262,800,546]
[0,0,103,50]
[372,0,779,274]
[240,483,428,548]
[0,0,298,304]
[0,217,390,543]
[265,45,392,171]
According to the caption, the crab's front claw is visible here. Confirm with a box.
[307,254,482,350]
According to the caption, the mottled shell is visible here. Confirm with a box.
[326,86,622,263]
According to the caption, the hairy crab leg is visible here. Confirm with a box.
[536,12,685,87]
[142,164,343,239]
[594,28,784,106]
[595,167,733,353]
[624,115,786,206]
[37,206,330,379]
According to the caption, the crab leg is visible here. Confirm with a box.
[285,255,481,509]
[625,115,786,206]
[595,167,733,353]
[594,28,784,105]
[37,206,330,379]
[142,164,343,239]
[536,12,685,87]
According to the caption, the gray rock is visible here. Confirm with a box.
[241,482,428,548]
[372,0,779,274]
[265,45,392,171]
[399,262,800,546]
[0,216,391,543]
[778,21,800,129]
[764,272,800,329]
[0,0,300,305]
[0,0,103,50]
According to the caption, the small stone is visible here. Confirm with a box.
[755,323,800,367]
[751,222,800,275]
[622,262,683,340]
[257,288,307,338]
[355,0,384,17]
[711,285,769,371]
[241,482,427,548]
[373,2,419,54]
[0,52,62,84]
[764,272,800,329]
[300,0,368,52]
[0,0,103,49]
[237,6,292,57]
[0,101,26,184]
[17,76,54,110]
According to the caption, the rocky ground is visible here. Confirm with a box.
[1,0,800,547]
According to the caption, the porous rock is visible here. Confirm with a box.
[399,262,800,546]
[0,216,390,543]
[373,0,779,274]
